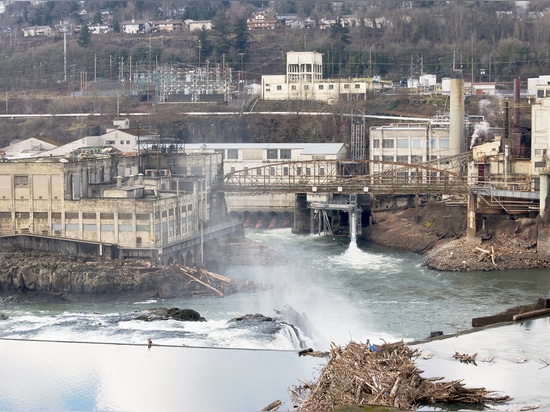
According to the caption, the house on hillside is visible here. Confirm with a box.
[247,11,279,30]
[121,20,151,34]
[22,25,53,37]
[184,19,212,31]
[151,19,183,32]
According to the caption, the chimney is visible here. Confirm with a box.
[449,77,465,154]
[116,176,122,188]
[128,174,135,186]
[138,173,144,185]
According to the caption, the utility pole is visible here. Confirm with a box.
[63,24,67,82]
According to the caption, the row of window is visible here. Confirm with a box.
[0,208,193,220]
[372,155,441,163]
[232,166,327,176]
[265,83,364,92]
[223,148,292,161]
[105,140,132,145]
[372,138,450,149]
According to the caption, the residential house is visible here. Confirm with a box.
[22,25,53,37]
[121,20,151,34]
[151,19,183,32]
[184,19,212,31]
[247,11,278,30]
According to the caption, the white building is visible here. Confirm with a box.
[184,142,348,175]
[261,51,374,104]
[528,75,550,96]
[530,84,550,179]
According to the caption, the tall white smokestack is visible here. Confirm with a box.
[449,77,465,154]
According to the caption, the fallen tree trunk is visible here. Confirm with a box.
[513,308,550,321]
[177,267,224,297]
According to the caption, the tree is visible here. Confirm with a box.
[211,10,232,57]
[91,11,102,25]
[233,18,251,55]
[78,25,91,48]
[197,28,213,61]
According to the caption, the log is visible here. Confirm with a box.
[199,267,231,283]
[261,400,281,411]
[513,308,550,321]
[177,267,224,297]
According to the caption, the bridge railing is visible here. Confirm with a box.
[219,159,470,196]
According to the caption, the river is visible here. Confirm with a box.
[0,228,549,410]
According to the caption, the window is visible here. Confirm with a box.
[344,84,350,89]
[397,155,409,163]
[306,168,311,176]
[411,155,423,164]
[440,139,450,148]
[319,167,325,176]
[382,155,394,162]
[106,140,115,145]
[256,168,262,175]
[126,140,130,145]
[120,140,124,144]
[382,139,394,148]
[267,149,278,159]
[291,85,297,91]
[329,84,334,90]
[396,139,408,148]
[14,175,28,188]
[296,167,302,175]
[283,167,289,176]
[354,83,361,89]
[304,85,309,90]
[230,166,235,173]
[244,167,248,175]
[270,167,276,175]
[280,149,291,159]
[430,139,437,148]
[372,139,380,148]
[276,85,282,91]
[318,85,324,90]
[412,139,422,148]
[227,149,238,159]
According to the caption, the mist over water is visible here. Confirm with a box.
[2,228,550,352]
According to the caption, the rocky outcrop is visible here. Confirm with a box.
[365,201,550,271]
[136,308,206,322]
[0,251,259,302]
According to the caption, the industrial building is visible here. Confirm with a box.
[261,51,386,103]
[0,149,241,265]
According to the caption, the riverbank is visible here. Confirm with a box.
[0,249,261,303]
[363,201,550,271]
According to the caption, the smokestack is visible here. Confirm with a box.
[514,78,520,128]
[449,77,465,154]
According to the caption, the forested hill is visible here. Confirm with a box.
[0,1,541,144]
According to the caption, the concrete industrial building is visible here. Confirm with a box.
[261,51,378,103]
[0,149,241,265]
[369,78,466,175]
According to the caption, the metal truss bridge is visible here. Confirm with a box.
[220,159,470,197]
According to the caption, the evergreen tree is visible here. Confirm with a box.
[211,10,232,57]
[233,18,250,55]
[78,25,92,48]
[197,28,213,61]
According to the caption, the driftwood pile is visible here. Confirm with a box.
[177,266,231,297]
[291,340,508,411]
